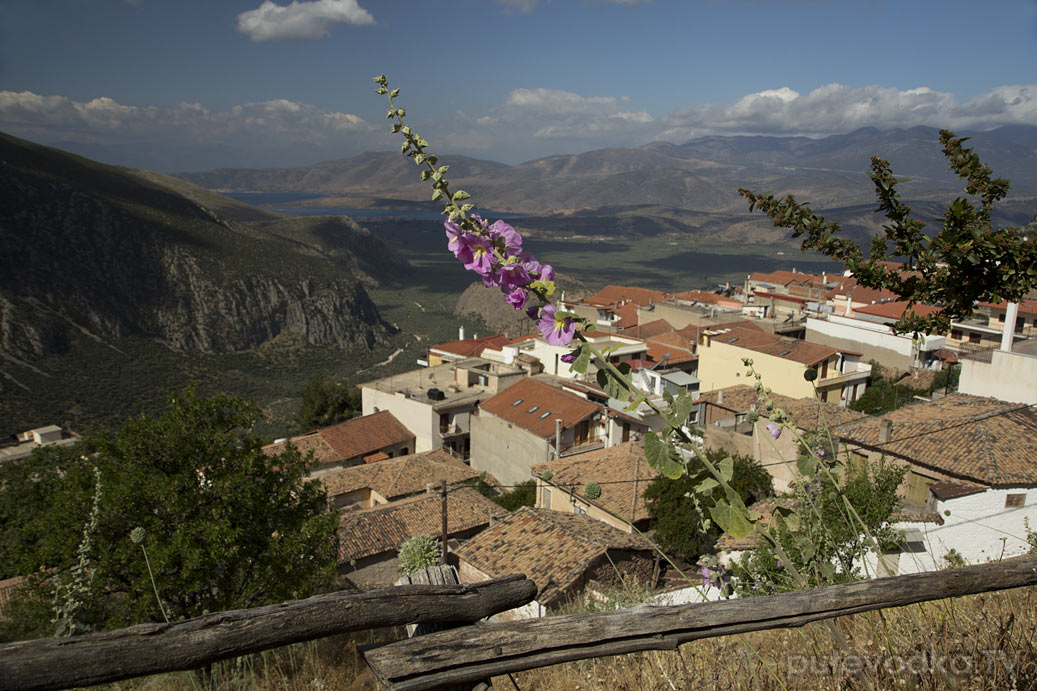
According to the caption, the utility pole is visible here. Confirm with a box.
[440,480,448,565]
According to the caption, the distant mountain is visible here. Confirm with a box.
[0,132,410,362]
[175,126,1037,222]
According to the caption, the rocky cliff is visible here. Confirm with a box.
[0,133,406,360]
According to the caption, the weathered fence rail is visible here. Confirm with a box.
[1,557,1035,691]
[364,556,1037,690]
[0,574,536,691]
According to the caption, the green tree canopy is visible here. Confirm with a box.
[297,374,361,432]
[0,387,339,640]
[644,449,774,562]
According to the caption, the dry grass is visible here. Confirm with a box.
[97,586,1036,690]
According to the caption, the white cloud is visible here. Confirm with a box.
[237,0,374,42]
[0,91,375,169]
[659,83,1037,141]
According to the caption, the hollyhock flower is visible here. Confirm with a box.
[540,263,556,283]
[765,422,782,439]
[538,304,575,346]
[445,221,464,258]
[505,288,527,309]
[526,305,540,321]
[489,220,522,254]
[498,263,531,292]
[464,236,495,277]
[560,348,580,363]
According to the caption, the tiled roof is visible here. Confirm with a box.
[890,510,945,525]
[613,302,639,329]
[430,334,511,358]
[479,378,600,439]
[319,410,414,462]
[622,319,675,340]
[748,270,810,287]
[645,332,696,365]
[978,299,1037,317]
[853,301,943,322]
[670,290,741,309]
[321,449,482,501]
[706,326,849,366]
[837,394,1037,486]
[263,432,340,465]
[454,507,653,605]
[531,442,660,523]
[700,385,867,431]
[591,285,669,307]
[337,487,506,562]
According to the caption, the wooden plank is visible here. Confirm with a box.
[364,555,1037,690]
[0,574,536,691]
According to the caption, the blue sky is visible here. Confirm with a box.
[1,0,1035,171]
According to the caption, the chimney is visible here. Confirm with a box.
[879,418,893,443]
[459,326,465,341]
[717,390,724,405]
[1000,302,1019,353]
[555,419,562,459]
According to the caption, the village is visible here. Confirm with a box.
[6,265,1036,622]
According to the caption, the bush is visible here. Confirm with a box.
[397,535,440,575]
[492,479,537,511]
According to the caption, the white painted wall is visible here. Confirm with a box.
[959,349,1037,404]
[361,388,437,452]
[807,315,945,363]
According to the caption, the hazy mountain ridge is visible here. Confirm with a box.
[0,133,408,362]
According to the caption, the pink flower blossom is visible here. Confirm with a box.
[464,236,495,277]
[765,422,782,439]
[537,304,575,346]
[505,288,527,309]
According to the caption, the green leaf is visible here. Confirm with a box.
[717,456,734,483]
[644,431,684,479]
[571,344,591,374]
[796,454,816,478]
[695,477,719,494]
[709,500,755,539]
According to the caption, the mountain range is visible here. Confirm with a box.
[175,126,1037,246]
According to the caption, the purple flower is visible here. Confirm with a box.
[815,448,826,458]
[560,348,579,363]
[445,221,464,258]
[526,305,541,321]
[537,304,575,346]
[765,422,782,440]
[489,220,523,254]
[505,288,527,310]
[498,263,531,292]
[463,236,495,277]
[540,263,555,283]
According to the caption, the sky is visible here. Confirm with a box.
[1,0,1035,172]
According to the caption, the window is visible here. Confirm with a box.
[539,411,552,419]
[542,487,552,509]
[1005,493,1026,508]
[950,329,963,341]
[905,471,933,507]
[968,332,982,344]
[527,405,539,413]
[574,503,587,515]
[998,313,1006,322]
[511,399,524,407]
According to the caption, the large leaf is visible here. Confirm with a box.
[709,500,755,539]
[570,344,591,374]
[644,431,684,479]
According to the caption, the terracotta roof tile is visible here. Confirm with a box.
[321,449,482,502]
[531,442,660,523]
[337,487,506,562]
[262,432,339,465]
[978,299,1037,317]
[928,481,987,501]
[430,334,511,358]
[705,326,850,366]
[837,394,1037,486]
[853,301,943,322]
[318,410,415,463]
[700,385,868,431]
[622,319,675,339]
[454,507,653,604]
[591,285,670,307]
[479,378,601,439]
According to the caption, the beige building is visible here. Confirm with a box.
[360,358,526,458]
[697,326,870,406]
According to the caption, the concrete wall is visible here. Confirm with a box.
[959,349,1037,404]
[807,316,945,369]
[704,422,801,492]
[470,410,551,486]
[536,479,636,533]
[340,553,399,589]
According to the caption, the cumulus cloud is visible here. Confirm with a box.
[237,0,374,42]
[659,83,1037,141]
[0,91,375,169]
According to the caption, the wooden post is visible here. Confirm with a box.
[441,479,449,565]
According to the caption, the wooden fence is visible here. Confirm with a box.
[1,556,1035,691]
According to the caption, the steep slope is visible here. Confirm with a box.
[0,132,408,361]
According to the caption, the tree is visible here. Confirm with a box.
[297,374,361,431]
[0,387,339,639]
[740,131,1037,335]
[731,455,906,596]
[644,449,774,562]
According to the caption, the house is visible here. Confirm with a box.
[470,377,608,485]
[530,442,659,533]
[0,425,80,463]
[360,358,526,458]
[319,449,485,510]
[979,299,1037,339]
[696,385,867,491]
[482,331,647,380]
[836,394,1037,567]
[337,487,507,588]
[562,285,670,332]
[697,326,871,406]
[262,410,415,472]
[424,329,511,366]
[454,507,659,619]
[806,302,948,370]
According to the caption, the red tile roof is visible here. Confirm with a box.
[591,285,669,307]
[853,301,943,322]
[318,410,415,463]
[262,432,340,465]
[531,442,659,523]
[321,449,482,501]
[978,299,1037,317]
[479,378,601,439]
[622,319,675,339]
[430,334,511,358]
[699,385,867,431]
[337,487,506,562]
[454,507,653,605]
[706,326,850,366]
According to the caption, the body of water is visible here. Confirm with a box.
[224,192,523,222]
